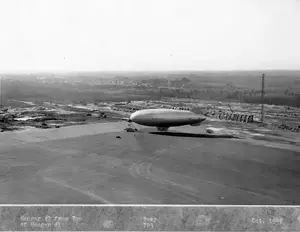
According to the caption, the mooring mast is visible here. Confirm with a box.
[0,76,2,108]
[261,73,265,123]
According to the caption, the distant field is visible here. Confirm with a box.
[1,70,299,107]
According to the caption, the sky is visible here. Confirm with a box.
[0,0,300,72]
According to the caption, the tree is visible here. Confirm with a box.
[181,77,191,83]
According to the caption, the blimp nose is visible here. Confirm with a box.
[129,111,138,122]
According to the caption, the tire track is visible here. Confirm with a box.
[128,148,208,203]
[43,176,112,204]
[136,162,204,203]
[158,167,278,201]
[128,144,277,203]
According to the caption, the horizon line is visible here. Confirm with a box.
[1,69,300,74]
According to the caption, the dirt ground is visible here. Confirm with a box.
[0,120,299,204]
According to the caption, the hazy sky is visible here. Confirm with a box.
[0,0,300,72]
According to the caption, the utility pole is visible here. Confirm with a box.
[0,76,2,108]
[261,73,265,123]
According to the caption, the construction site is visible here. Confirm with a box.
[0,74,299,135]
[1,1,300,230]
[0,73,299,205]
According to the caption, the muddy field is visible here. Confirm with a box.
[0,120,299,204]
[0,101,124,132]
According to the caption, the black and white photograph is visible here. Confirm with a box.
[0,0,299,206]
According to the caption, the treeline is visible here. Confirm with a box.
[243,95,300,107]
[2,81,160,105]
[133,89,300,107]
[2,80,299,107]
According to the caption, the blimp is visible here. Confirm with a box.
[126,108,206,132]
